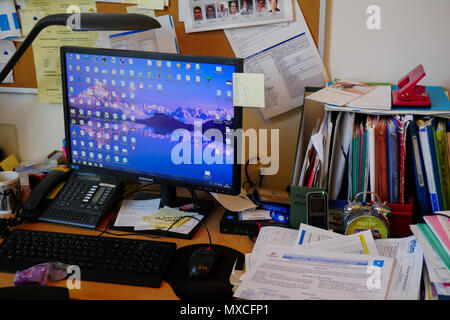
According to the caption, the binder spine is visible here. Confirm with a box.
[418,124,440,212]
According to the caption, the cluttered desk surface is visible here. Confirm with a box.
[0,189,254,300]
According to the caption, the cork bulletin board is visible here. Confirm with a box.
[0,0,320,90]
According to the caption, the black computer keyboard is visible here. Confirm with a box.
[0,229,176,288]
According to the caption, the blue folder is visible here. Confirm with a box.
[387,119,399,203]
[408,120,432,215]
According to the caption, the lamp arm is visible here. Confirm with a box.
[0,14,71,84]
[0,13,160,84]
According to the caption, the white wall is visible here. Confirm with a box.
[0,92,65,162]
[325,0,450,91]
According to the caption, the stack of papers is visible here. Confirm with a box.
[306,80,392,111]
[232,224,424,300]
[410,212,450,300]
[114,198,203,235]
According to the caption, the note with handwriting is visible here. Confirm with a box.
[233,73,265,108]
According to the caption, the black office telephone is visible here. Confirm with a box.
[23,168,124,229]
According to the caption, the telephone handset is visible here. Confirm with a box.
[22,168,73,215]
[23,168,124,228]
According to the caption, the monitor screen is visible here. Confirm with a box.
[60,47,242,195]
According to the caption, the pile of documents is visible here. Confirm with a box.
[231,224,424,300]
[306,80,392,111]
[114,198,203,235]
[410,212,450,300]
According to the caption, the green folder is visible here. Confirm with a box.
[434,119,450,209]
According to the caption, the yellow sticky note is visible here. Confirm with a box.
[0,154,20,171]
[233,73,265,108]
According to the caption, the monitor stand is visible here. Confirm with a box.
[134,184,215,217]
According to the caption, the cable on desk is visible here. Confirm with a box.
[95,215,212,246]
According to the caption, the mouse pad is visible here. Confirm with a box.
[164,244,244,301]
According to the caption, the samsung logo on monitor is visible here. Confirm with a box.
[138,177,154,183]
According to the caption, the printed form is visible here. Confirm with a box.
[234,245,395,300]
[224,1,328,119]
[376,236,423,300]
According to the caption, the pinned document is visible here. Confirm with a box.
[0,39,16,83]
[232,73,265,108]
[129,0,164,10]
[225,1,328,119]
[107,15,178,54]
[17,8,45,38]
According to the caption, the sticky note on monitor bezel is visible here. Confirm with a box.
[233,73,265,108]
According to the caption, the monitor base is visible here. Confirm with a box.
[134,190,215,217]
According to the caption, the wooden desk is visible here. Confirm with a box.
[0,195,254,300]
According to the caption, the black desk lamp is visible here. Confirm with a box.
[0,13,161,84]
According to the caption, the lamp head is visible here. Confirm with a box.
[65,13,161,31]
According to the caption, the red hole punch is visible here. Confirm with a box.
[392,64,431,108]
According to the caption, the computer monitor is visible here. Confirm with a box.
[60,46,243,210]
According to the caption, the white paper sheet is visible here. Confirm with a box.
[234,245,395,300]
[299,229,379,255]
[346,86,392,110]
[224,2,328,119]
[295,223,343,245]
[375,236,423,300]
[107,15,178,53]
[114,198,161,227]
[252,226,298,254]
[306,80,376,106]
[328,112,355,199]
[0,39,16,83]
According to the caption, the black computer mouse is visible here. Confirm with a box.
[187,246,220,280]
